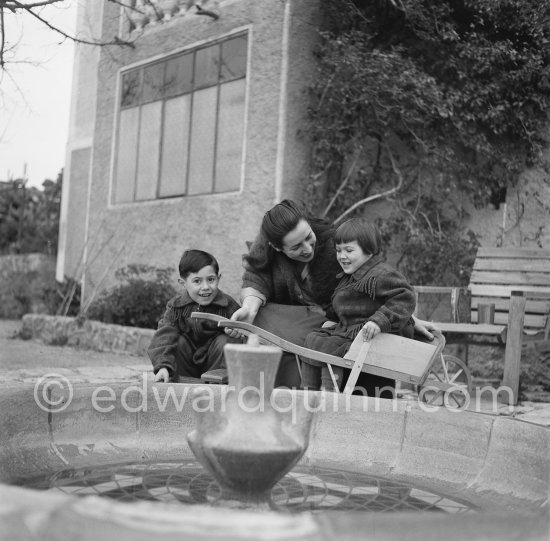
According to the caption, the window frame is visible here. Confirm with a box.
[109,29,250,206]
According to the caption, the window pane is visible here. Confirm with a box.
[121,70,141,108]
[159,95,191,197]
[194,44,220,89]
[188,87,217,195]
[164,53,193,98]
[142,62,165,104]
[136,101,162,200]
[215,79,245,193]
[220,35,247,82]
[114,107,140,202]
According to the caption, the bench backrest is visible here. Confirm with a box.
[414,286,471,324]
[469,247,550,334]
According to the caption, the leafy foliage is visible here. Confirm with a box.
[86,264,177,329]
[306,0,550,284]
[0,171,62,255]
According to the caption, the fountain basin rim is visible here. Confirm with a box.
[0,382,548,540]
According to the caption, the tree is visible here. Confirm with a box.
[0,169,62,254]
[0,0,135,72]
[305,0,550,285]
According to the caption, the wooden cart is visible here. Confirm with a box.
[191,313,472,409]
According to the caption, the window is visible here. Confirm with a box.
[113,33,248,203]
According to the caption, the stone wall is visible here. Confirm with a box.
[21,314,154,357]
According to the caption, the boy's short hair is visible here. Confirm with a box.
[178,249,219,278]
[335,218,382,255]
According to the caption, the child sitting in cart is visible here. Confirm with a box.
[148,249,241,382]
[300,218,416,393]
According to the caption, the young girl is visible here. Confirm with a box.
[300,218,416,393]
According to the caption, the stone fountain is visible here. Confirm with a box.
[187,337,318,508]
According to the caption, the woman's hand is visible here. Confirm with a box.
[225,296,262,338]
[362,321,381,341]
[154,368,170,383]
[412,315,438,341]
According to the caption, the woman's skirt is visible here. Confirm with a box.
[253,303,327,388]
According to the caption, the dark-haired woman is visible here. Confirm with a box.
[228,200,435,388]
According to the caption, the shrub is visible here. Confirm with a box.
[0,270,36,318]
[379,197,480,286]
[0,174,62,256]
[86,264,177,329]
[0,267,79,318]
[43,277,82,317]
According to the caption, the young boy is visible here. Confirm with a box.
[148,249,241,382]
[300,218,416,392]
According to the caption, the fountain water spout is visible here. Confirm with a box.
[187,336,318,508]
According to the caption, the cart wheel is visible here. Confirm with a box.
[419,355,472,409]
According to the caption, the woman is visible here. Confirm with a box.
[229,200,435,389]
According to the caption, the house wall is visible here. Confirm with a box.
[465,167,550,249]
[60,0,321,303]
[56,1,103,282]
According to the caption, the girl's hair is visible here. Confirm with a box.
[334,218,382,255]
[261,199,308,249]
[178,249,219,278]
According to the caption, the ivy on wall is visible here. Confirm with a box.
[305,0,550,285]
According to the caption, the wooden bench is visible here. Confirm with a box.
[415,247,550,405]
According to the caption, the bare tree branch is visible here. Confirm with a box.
[1,60,34,109]
[322,149,362,217]
[344,0,371,23]
[144,0,162,22]
[387,0,407,13]
[3,1,64,9]
[9,0,135,48]
[0,7,5,67]
[0,0,136,70]
[333,144,404,225]
[418,211,435,236]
